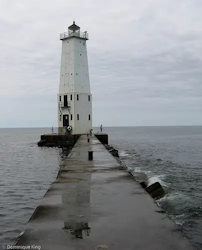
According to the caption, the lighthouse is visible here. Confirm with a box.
[58,22,92,135]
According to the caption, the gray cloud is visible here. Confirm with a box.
[0,0,202,127]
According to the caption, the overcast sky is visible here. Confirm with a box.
[0,0,202,127]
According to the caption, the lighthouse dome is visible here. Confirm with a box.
[68,21,80,32]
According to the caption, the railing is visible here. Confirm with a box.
[59,101,71,108]
[60,31,89,40]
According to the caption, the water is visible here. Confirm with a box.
[0,128,62,247]
[104,126,202,250]
[0,127,202,249]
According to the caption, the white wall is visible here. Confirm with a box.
[58,32,92,135]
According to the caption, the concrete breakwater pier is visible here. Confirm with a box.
[15,135,195,250]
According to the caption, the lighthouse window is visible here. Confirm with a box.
[60,115,61,121]
[77,94,79,100]
[71,114,73,120]
[70,94,72,100]
[89,114,90,120]
[77,114,79,120]
[64,95,67,107]
[88,95,90,101]
[59,96,61,101]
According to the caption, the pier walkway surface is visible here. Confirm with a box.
[16,135,195,250]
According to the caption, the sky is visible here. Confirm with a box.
[0,0,202,127]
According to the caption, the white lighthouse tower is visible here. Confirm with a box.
[58,22,92,135]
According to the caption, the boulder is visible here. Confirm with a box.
[139,182,147,189]
[105,144,112,150]
[146,182,165,199]
[109,148,119,157]
[37,140,46,146]
[157,158,162,162]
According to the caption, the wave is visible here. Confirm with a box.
[119,150,130,157]
[147,175,169,187]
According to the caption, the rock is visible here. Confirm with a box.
[157,158,162,162]
[109,148,119,157]
[146,182,165,199]
[105,144,111,150]
[37,140,46,146]
[139,182,147,189]
[104,144,119,157]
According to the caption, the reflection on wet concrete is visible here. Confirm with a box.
[61,152,92,238]
[65,221,91,238]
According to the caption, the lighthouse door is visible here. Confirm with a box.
[63,114,69,127]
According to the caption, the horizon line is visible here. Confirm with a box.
[0,125,202,129]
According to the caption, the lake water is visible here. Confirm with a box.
[0,127,201,249]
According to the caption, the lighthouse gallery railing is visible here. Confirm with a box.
[60,31,89,40]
